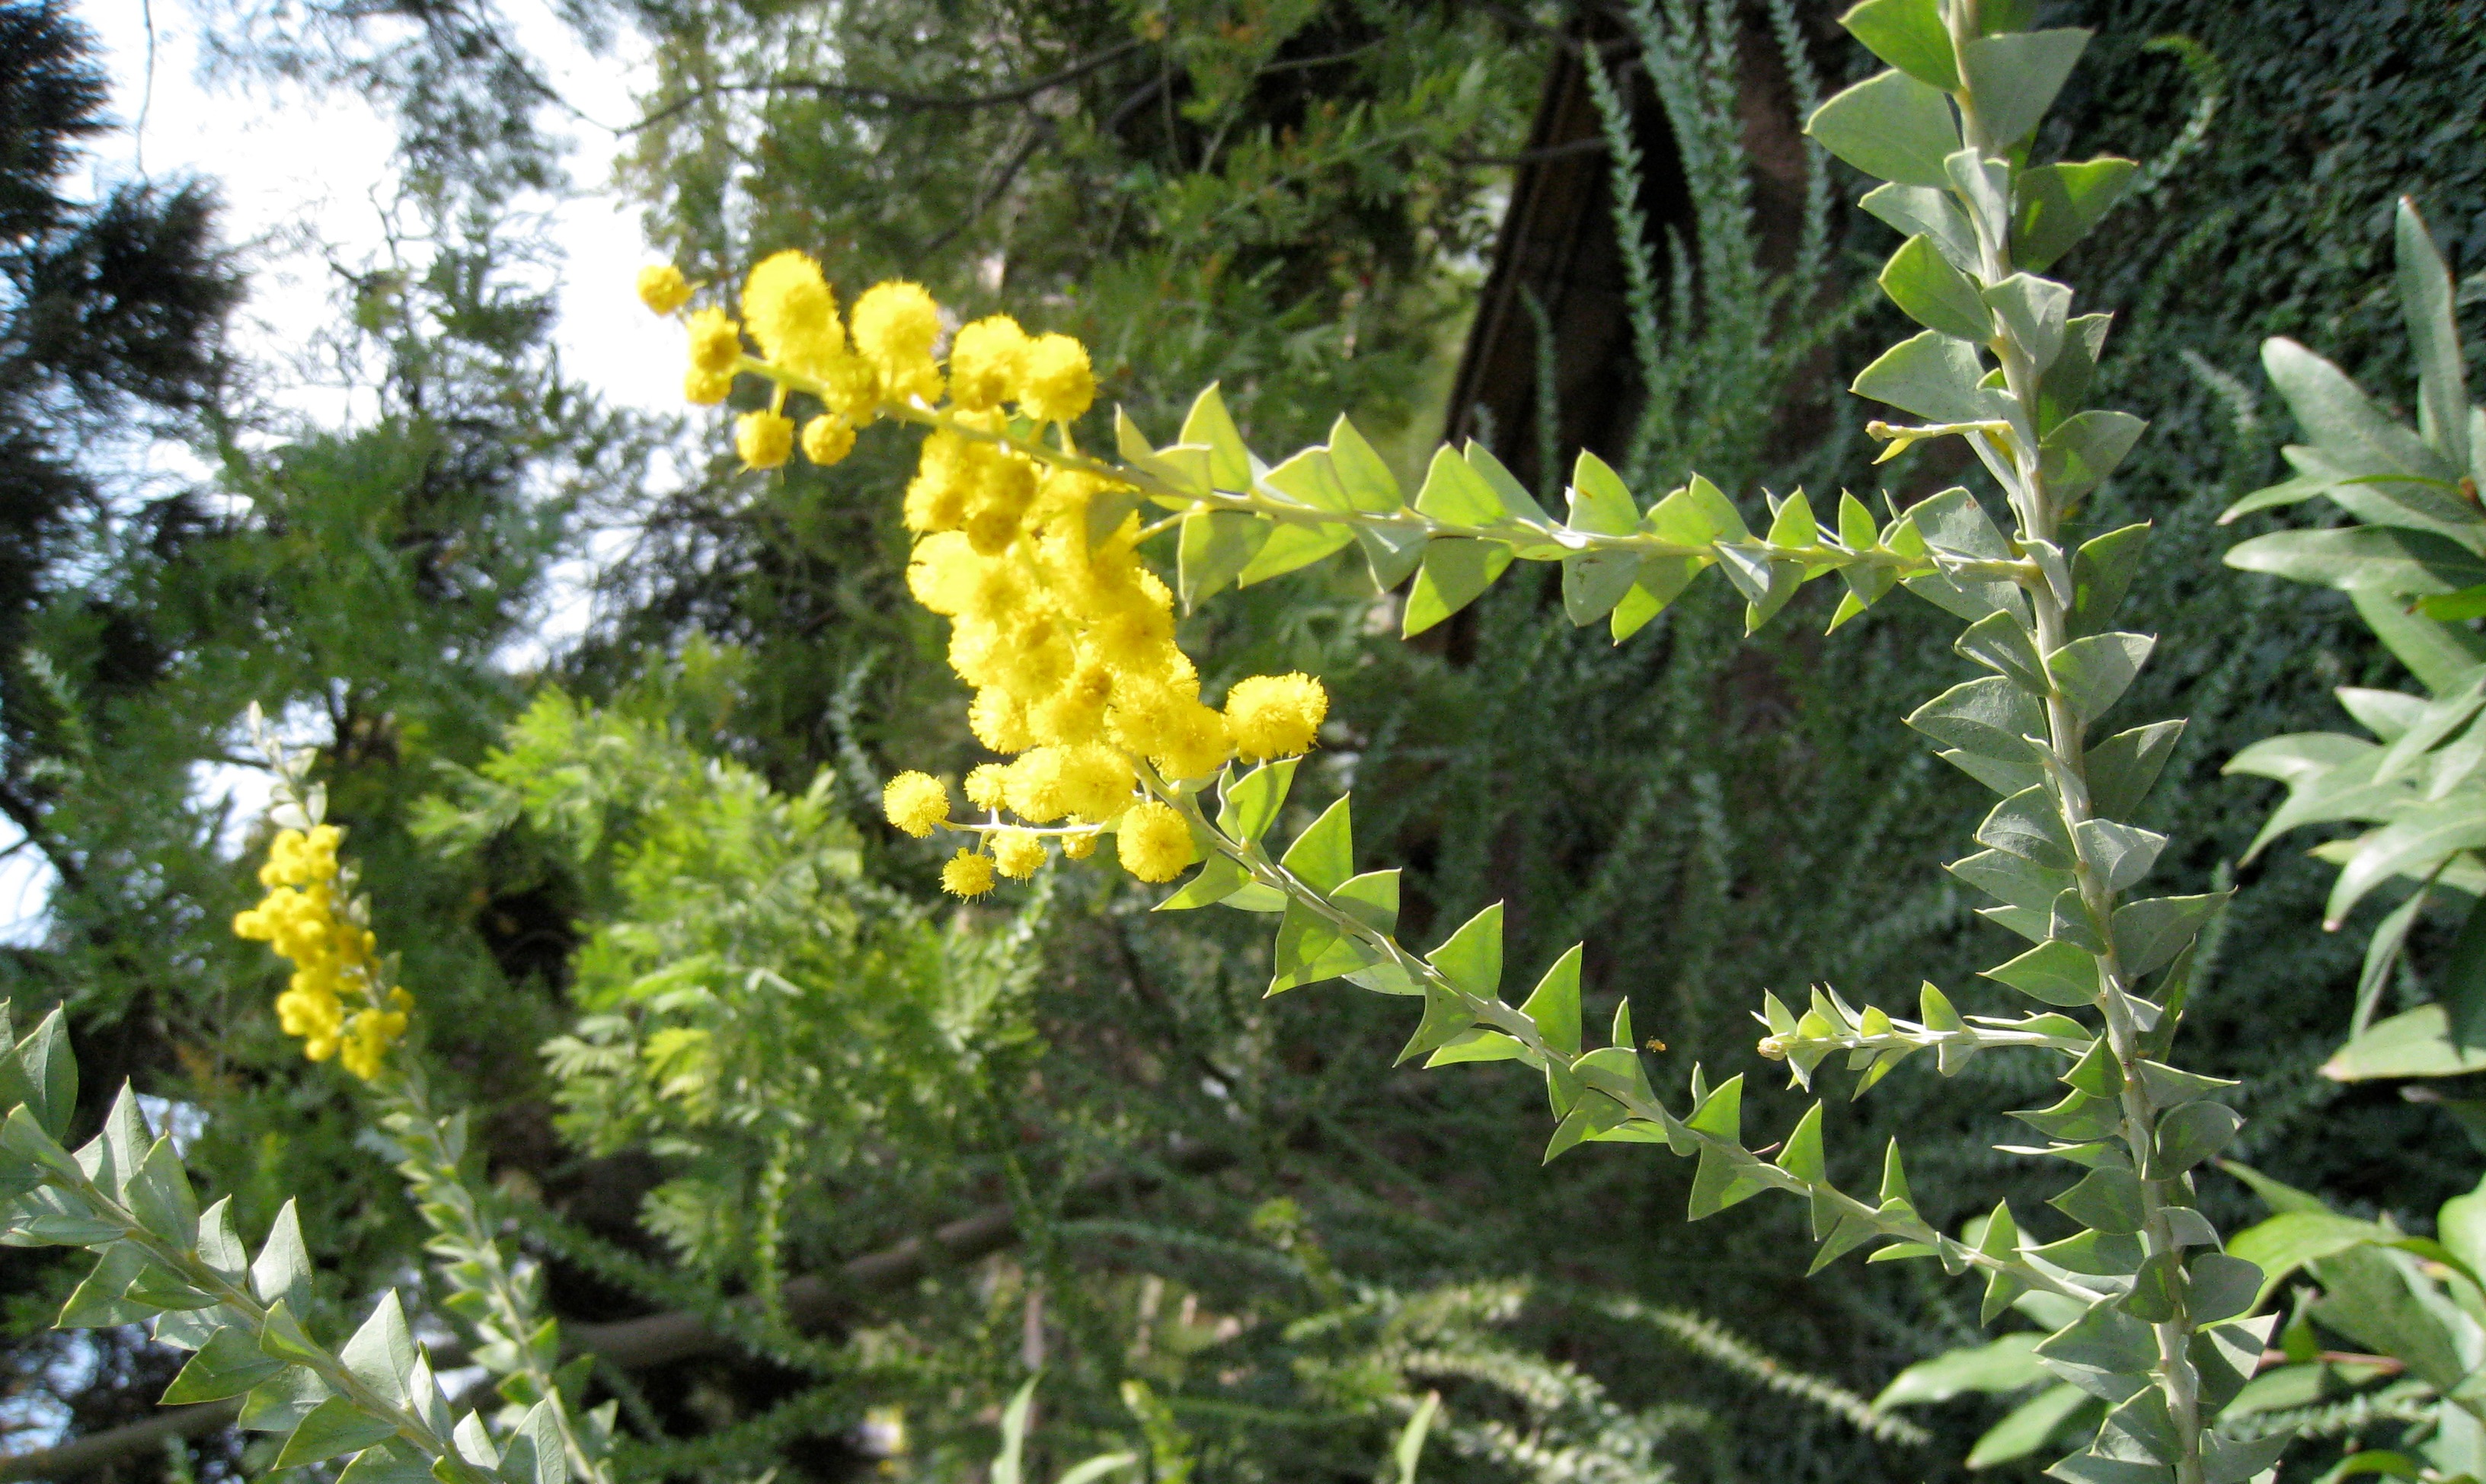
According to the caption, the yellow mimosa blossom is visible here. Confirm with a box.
[883,772,951,838]
[1117,803,1193,882]
[991,829,1046,879]
[232,823,410,1080]
[657,264,1338,894]
[737,410,795,470]
[637,263,692,315]
[1224,673,1329,760]
[800,414,855,467]
[941,849,996,898]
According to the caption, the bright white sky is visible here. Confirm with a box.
[0,1,679,941]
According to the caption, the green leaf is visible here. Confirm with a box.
[2042,411,2148,503]
[2035,1299,2158,1377]
[1777,1103,1826,1183]
[2048,631,2153,728]
[1402,539,1513,637]
[1838,0,1957,87]
[1331,869,1401,938]
[2325,799,2486,926]
[342,1291,417,1408]
[2229,525,2486,598]
[1262,446,1349,513]
[1852,330,2004,424]
[258,1297,328,1366]
[1909,675,2048,780]
[1155,853,1249,911]
[1464,441,1553,528]
[2398,199,2469,471]
[2087,721,2184,819]
[2202,1430,2291,1484]
[2440,892,2486,1048]
[2035,314,2112,435]
[1236,522,1353,586]
[1860,184,1979,272]
[1217,758,1299,844]
[1280,796,1353,894]
[1562,551,1643,626]
[1517,944,1583,1059]
[1566,451,1637,533]
[1976,786,2074,870]
[2099,1391,2179,1470]
[1983,273,2073,372]
[1424,1030,1529,1068]
[1984,940,2100,1007]
[129,1138,200,1246]
[2012,158,2137,273]
[2353,589,2486,693]
[2187,1253,2261,1324]
[1177,510,1270,609]
[2321,1003,2486,1080]
[1873,1332,2046,1406]
[239,1366,330,1433]
[1356,524,1428,592]
[1956,610,2048,695]
[275,1396,399,1470]
[1804,69,1959,188]
[1609,554,1705,643]
[2226,1211,2385,1303]
[59,1243,156,1327]
[1877,1137,1910,1205]
[1957,28,2089,145]
[2262,337,2454,480]
[337,1443,437,1484]
[1688,1143,1772,1218]
[1269,899,1367,994]
[2149,1099,2242,1178]
[16,1007,75,1140]
[1689,1074,1744,1143]
[502,1399,566,1484]
[2111,894,2224,978]
[1965,1384,2090,1467]
[1400,981,1481,1068]
[1391,1389,1440,1484]
[2051,1166,2146,1234]
[1879,235,1991,340]
[1427,903,1503,1000]
[1179,383,1251,491]
[2122,1250,2183,1323]
[2010,1090,2121,1142]
[1414,444,1508,526]
[165,1326,291,1403]
[1326,416,1403,512]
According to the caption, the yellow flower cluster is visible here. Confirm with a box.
[647,253,1333,896]
[232,825,411,1080]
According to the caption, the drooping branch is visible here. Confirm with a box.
[0,1141,1236,1481]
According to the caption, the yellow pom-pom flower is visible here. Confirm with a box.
[686,307,743,375]
[991,828,1046,879]
[801,414,855,466]
[948,315,1029,412]
[851,281,944,404]
[1062,831,1099,860]
[685,367,733,405]
[1017,333,1094,424]
[883,771,951,837]
[1225,673,1328,760]
[941,849,997,897]
[1117,801,1194,882]
[637,263,693,316]
[233,821,409,1080]
[742,251,844,374]
[964,763,1010,810]
[737,411,796,470]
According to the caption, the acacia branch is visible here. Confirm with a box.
[0,1141,1235,1480]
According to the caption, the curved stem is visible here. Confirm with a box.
[1130,759,2107,1307]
